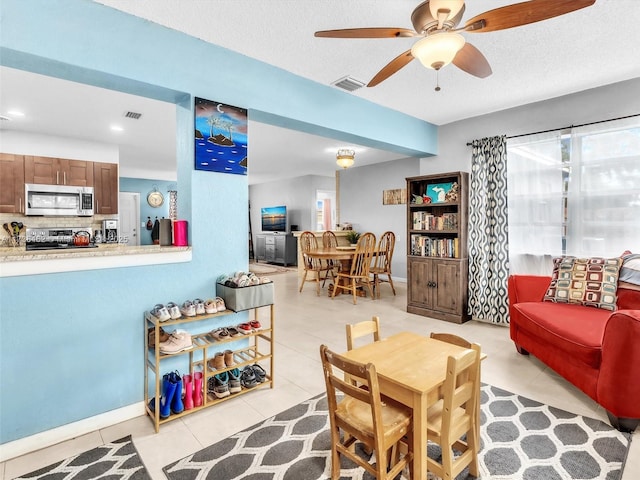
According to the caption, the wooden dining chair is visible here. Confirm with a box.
[370,231,396,298]
[346,316,381,351]
[299,231,334,295]
[425,348,481,480]
[319,344,414,480]
[331,232,376,304]
[322,230,339,286]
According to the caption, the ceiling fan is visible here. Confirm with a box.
[315,0,596,87]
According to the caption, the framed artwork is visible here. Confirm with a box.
[426,182,453,203]
[194,97,248,174]
[383,188,407,205]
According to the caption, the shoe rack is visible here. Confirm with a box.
[144,304,274,432]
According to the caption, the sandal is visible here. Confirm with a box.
[227,326,242,337]
[250,320,261,331]
[251,364,267,383]
[209,327,229,341]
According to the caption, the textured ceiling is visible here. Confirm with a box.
[2,1,639,184]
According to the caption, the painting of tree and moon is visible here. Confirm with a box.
[194,97,248,175]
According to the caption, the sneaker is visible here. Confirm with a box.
[250,320,262,331]
[159,330,192,354]
[237,323,252,335]
[240,366,258,389]
[146,304,171,322]
[209,327,230,341]
[228,368,242,393]
[204,299,217,314]
[193,298,206,315]
[215,297,226,312]
[166,302,182,320]
[212,372,230,398]
[180,300,196,317]
[251,363,267,383]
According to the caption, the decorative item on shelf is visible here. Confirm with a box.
[168,190,178,221]
[336,148,355,169]
[147,185,164,208]
[345,230,361,246]
[445,182,460,202]
[426,182,454,204]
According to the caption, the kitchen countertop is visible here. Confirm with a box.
[0,244,192,277]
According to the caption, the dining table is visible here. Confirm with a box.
[341,331,485,480]
[304,246,359,296]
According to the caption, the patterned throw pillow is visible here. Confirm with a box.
[543,256,622,311]
[620,252,640,286]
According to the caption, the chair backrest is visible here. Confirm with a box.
[346,316,381,351]
[322,230,339,248]
[300,231,321,269]
[440,348,480,439]
[374,231,395,272]
[430,332,472,349]
[350,232,376,276]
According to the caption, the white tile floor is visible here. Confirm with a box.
[2,270,638,479]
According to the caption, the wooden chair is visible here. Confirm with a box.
[346,316,381,351]
[319,344,414,480]
[331,232,376,304]
[370,231,396,298]
[429,332,482,449]
[322,231,339,286]
[425,347,481,480]
[299,231,334,295]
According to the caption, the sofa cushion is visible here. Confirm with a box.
[620,253,640,286]
[543,256,622,311]
[513,302,610,368]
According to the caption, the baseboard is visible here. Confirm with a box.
[0,402,145,462]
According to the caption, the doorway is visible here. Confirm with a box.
[316,190,336,231]
[119,192,140,246]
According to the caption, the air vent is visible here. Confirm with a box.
[124,111,142,119]
[331,76,366,92]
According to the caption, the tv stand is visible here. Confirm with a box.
[255,233,297,266]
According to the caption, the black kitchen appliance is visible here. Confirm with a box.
[25,227,98,251]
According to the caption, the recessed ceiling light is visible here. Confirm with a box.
[7,110,25,117]
[110,125,124,132]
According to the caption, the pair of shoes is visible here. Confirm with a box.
[207,350,234,370]
[146,304,171,322]
[215,297,226,312]
[147,326,169,346]
[208,372,231,398]
[237,320,261,334]
[193,298,205,315]
[180,300,196,317]
[240,366,258,389]
[204,299,217,314]
[250,363,267,383]
[159,330,192,354]
[209,327,230,341]
[166,302,182,319]
[227,326,243,337]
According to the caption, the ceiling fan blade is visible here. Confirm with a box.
[463,0,596,33]
[367,50,415,87]
[314,27,417,39]
[452,43,492,78]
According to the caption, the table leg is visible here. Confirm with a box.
[412,392,428,480]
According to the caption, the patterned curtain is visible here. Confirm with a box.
[468,136,510,325]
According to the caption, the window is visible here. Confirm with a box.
[507,117,640,274]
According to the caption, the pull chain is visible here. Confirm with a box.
[435,69,441,92]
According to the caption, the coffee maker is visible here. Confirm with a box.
[102,219,119,243]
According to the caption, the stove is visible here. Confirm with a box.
[25,227,98,251]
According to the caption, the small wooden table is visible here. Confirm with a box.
[342,331,484,480]
[305,246,358,296]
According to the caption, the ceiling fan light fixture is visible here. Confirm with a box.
[411,32,466,70]
[428,0,465,20]
[336,148,355,169]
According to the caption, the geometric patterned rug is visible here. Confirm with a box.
[11,436,151,480]
[163,385,632,480]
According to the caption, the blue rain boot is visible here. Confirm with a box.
[171,371,184,414]
[160,373,177,418]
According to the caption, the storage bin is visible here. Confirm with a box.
[216,282,274,312]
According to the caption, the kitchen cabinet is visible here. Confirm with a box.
[144,304,274,432]
[24,155,94,186]
[0,153,25,213]
[93,162,119,214]
[406,171,469,323]
[255,233,297,266]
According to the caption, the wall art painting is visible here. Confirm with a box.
[382,188,406,205]
[426,182,453,204]
[194,97,248,174]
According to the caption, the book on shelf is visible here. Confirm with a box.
[410,234,459,258]
[411,212,458,231]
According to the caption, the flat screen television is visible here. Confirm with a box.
[261,205,287,232]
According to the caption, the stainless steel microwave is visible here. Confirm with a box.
[25,183,94,216]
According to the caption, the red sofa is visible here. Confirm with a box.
[508,275,640,432]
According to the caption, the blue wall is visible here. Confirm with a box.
[120,177,174,246]
[0,0,438,444]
